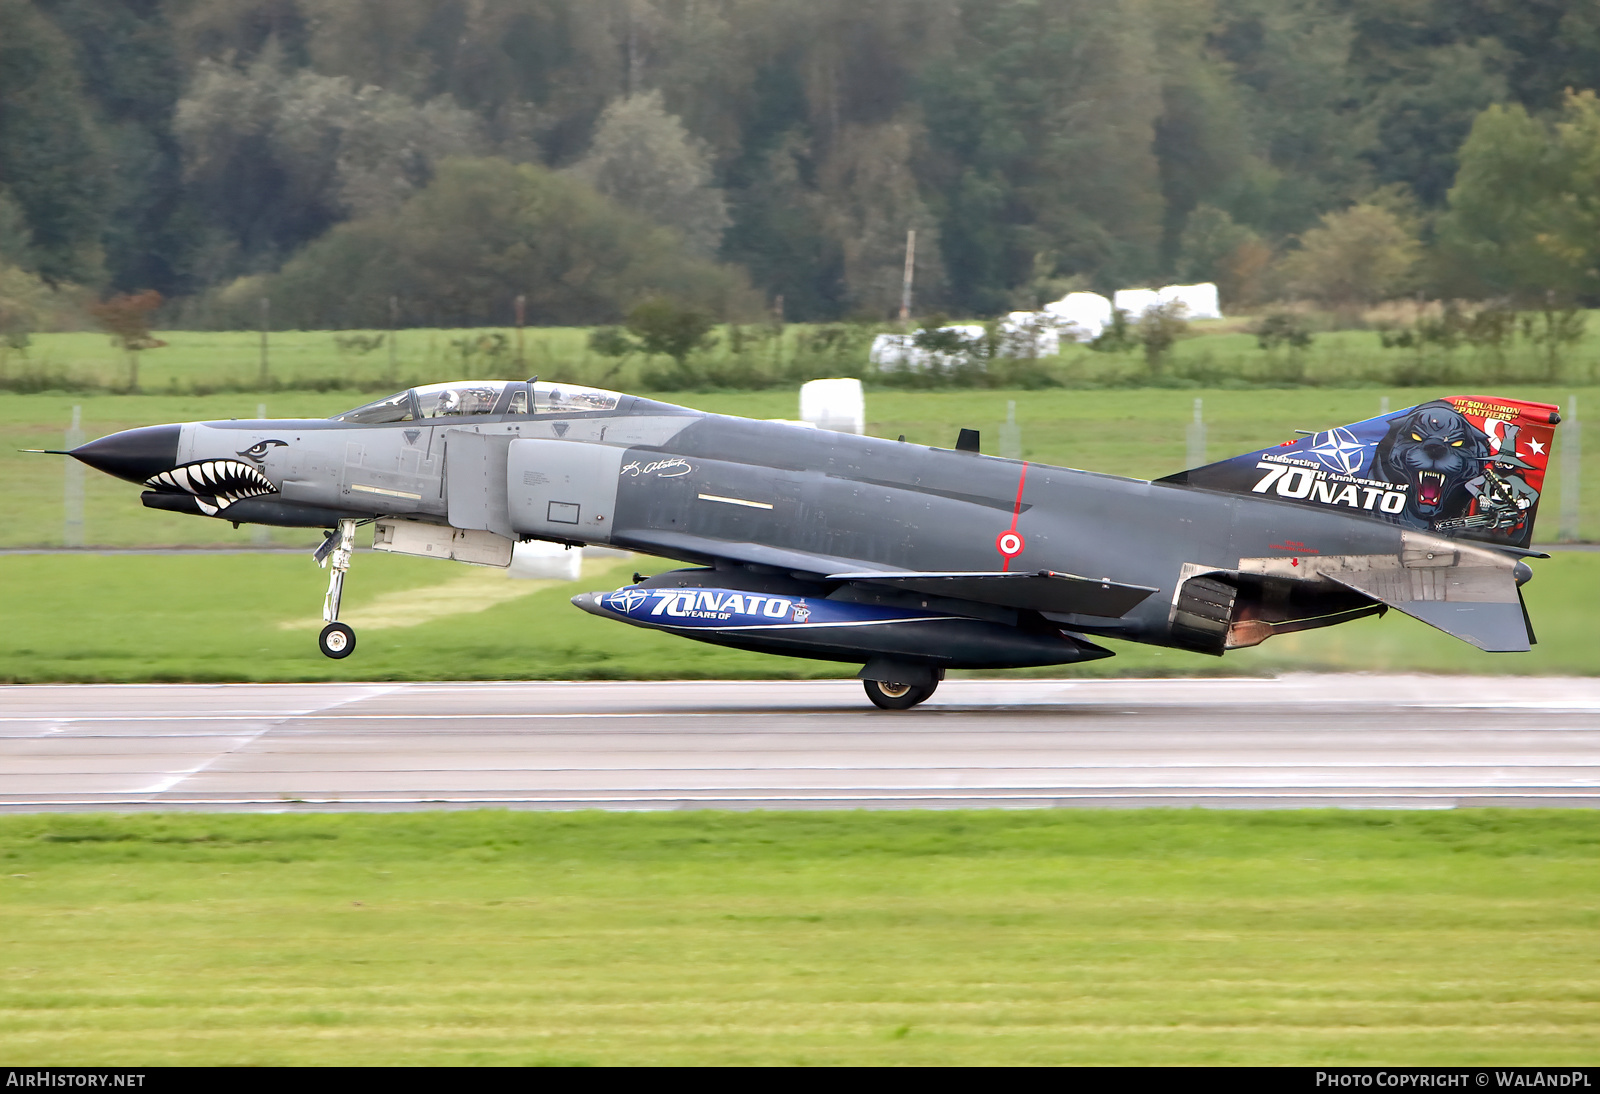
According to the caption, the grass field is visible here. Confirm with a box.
[5,317,1599,393]
[5,386,1598,546]
[0,550,1595,683]
[3,327,601,393]
[0,809,1595,1065]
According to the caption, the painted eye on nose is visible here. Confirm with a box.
[238,439,288,460]
[1411,432,1423,441]
[1450,440,1463,447]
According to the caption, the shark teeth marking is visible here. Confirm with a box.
[145,458,277,513]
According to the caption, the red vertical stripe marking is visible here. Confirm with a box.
[997,461,1030,572]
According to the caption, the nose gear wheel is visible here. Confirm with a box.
[318,622,356,659]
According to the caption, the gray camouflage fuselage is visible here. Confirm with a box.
[71,380,1540,684]
[159,390,1498,656]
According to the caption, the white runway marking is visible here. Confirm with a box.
[2,676,1598,812]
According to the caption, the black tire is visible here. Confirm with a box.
[863,677,936,710]
[318,622,356,659]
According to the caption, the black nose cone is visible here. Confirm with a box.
[70,424,182,485]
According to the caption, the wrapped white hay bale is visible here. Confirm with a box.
[870,332,917,370]
[1157,282,1222,320]
[921,324,988,373]
[998,311,1062,357]
[1043,291,1113,342]
[1112,288,1162,320]
[799,378,865,434]
[869,327,985,373]
[507,539,583,581]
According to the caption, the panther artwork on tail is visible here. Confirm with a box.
[1169,394,1558,550]
[1373,401,1493,527]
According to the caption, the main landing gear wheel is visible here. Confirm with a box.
[863,678,937,710]
[318,622,356,659]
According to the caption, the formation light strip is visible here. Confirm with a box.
[697,493,773,510]
[352,484,423,500]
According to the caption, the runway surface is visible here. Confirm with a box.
[2,676,1598,812]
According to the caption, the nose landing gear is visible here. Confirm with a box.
[316,518,358,659]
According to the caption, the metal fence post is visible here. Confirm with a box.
[64,405,84,547]
[251,401,273,545]
[1186,397,1206,468]
[388,295,399,383]
[1560,393,1581,542]
[258,296,270,387]
[999,400,1022,460]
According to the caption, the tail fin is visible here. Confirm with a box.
[1160,396,1561,550]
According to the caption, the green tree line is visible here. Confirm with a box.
[2,0,1599,330]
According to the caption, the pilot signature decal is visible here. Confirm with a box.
[620,457,692,478]
[145,459,277,516]
[1177,397,1559,547]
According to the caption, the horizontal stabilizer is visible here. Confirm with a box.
[1358,597,1531,654]
[1240,532,1532,652]
[825,570,1158,618]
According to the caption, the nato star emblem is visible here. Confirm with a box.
[1309,426,1368,475]
[606,589,651,614]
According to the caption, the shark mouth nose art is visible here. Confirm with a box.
[146,460,276,516]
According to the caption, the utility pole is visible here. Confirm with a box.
[1186,398,1206,468]
[1560,393,1581,542]
[258,296,270,388]
[626,0,640,97]
[64,405,84,547]
[899,229,916,330]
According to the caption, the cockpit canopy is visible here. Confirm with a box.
[333,380,622,424]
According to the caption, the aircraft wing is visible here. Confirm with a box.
[617,529,1157,618]
[825,570,1158,617]
[617,529,895,580]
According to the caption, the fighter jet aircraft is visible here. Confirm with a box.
[59,380,1560,708]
